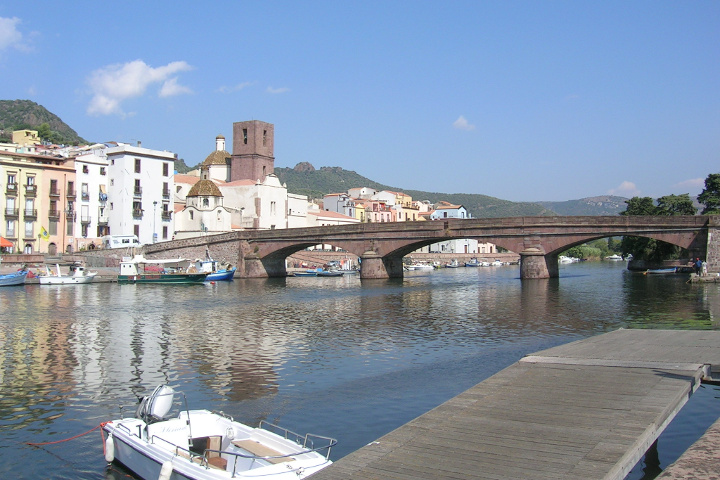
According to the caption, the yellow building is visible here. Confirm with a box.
[0,151,76,254]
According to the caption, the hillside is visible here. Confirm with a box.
[0,99,89,145]
[537,196,628,216]
[274,163,555,218]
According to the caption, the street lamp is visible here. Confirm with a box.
[153,201,157,243]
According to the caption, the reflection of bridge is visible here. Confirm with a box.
[145,215,720,279]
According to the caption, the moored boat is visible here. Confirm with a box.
[118,256,208,284]
[316,269,344,277]
[38,264,97,285]
[0,269,28,286]
[102,385,336,480]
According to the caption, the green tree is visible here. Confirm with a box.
[619,195,691,262]
[698,173,720,214]
[37,122,52,141]
[656,194,696,215]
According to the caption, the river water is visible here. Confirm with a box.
[1,261,720,479]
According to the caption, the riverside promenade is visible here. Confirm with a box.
[311,329,720,480]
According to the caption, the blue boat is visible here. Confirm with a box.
[206,267,236,281]
[0,270,28,286]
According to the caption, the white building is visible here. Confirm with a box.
[104,142,176,244]
[73,145,110,249]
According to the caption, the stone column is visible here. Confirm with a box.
[238,253,268,278]
[519,247,558,279]
[706,215,720,275]
[359,251,388,279]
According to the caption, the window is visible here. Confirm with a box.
[203,198,209,207]
[243,128,248,144]
[82,165,89,174]
[162,226,168,239]
[81,183,89,201]
[27,176,35,186]
[66,219,73,236]
[67,181,74,196]
[134,158,141,173]
[189,211,194,220]
[100,167,106,175]
[134,224,140,237]
[7,174,16,185]
[6,220,15,237]
[49,221,57,235]
[25,221,33,237]
[163,163,169,176]
[263,130,267,146]
[270,201,276,215]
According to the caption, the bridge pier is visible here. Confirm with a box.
[519,248,559,279]
[360,251,404,279]
[238,254,287,278]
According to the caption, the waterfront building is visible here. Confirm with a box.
[73,145,109,249]
[430,201,470,219]
[105,142,176,245]
[0,149,75,254]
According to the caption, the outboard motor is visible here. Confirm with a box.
[136,385,175,423]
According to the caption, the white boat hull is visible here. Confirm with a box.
[39,273,96,285]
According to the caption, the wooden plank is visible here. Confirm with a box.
[310,330,720,480]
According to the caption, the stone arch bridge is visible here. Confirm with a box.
[143,215,720,279]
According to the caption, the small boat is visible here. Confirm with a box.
[195,251,236,282]
[38,264,97,285]
[605,254,624,261]
[407,263,434,271]
[490,260,504,267]
[293,270,318,277]
[644,267,677,275]
[464,258,480,267]
[317,269,344,277]
[0,269,28,286]
[206,267,236,281]
[102,385,336,480]
[118,256,208,284]
[445,259,460,268]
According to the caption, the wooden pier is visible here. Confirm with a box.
[310,329,720,480]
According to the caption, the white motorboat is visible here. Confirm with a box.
[102,385,336,480]
[605,254,624,261]
[38,264,97,285]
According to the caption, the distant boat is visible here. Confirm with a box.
[644,267,677,275]
[293,270,318,277]
[38,264,97,285]
[194,252,236,281]
[445,259,460,268]
[0,270,28,286]
[605,254,624,261]
[465,258,480,267]
[317,270,344,277]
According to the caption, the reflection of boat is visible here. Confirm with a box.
[103,384,336,480]
[39,264,97,285]
[0,270,28,286]
[644,268,677,275]
[118,256,208,284]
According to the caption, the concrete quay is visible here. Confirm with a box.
[310,329,720,480]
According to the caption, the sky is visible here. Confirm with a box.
[0,1,718,202]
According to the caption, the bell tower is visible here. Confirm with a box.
[230,120,275,182]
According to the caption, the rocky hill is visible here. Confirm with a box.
[0,99,89,145]
[537,196,628,216]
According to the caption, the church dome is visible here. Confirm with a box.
[187,179,223,197]
[202,149,231,166]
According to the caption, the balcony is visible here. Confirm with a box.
[65,210,76,220]
[66,189,76,199]
[48,209,61,219]
[132,209,144,218]
[49,188,61,198]
[24,184,37,197]
[133,187,142,198]
[81,216,91,225]
[23,209,37,219]
[81,193,90,201]
[98,216,109,226]
[6,183,18,195]
[162,189,170,199]
[4,208,19,218]
[161,211,172,220]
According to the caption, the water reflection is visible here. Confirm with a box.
[0,263,719,479]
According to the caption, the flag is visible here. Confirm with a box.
[39,226,50,241]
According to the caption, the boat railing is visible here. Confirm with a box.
[259,420,337,459]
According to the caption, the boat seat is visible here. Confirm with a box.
[232,439,294,464]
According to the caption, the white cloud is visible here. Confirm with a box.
[672,178,704,194]
[0,16,28,52]
[159,77,193,97]
[217,81,255,93]
[86,60,193,116]
[266,86,290,94]
[453,115,475,131]
[608,181,640,197]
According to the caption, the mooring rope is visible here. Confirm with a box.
[26,422,109,446]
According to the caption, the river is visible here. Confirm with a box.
[1,261,719,479]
